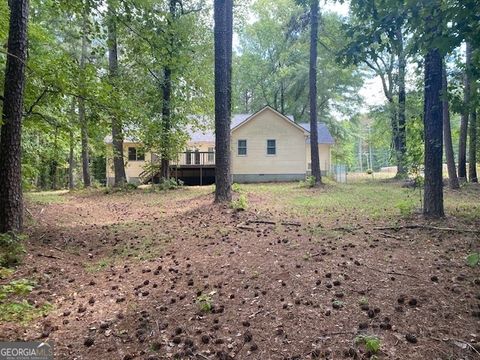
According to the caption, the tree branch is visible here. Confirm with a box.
[24,88,54,117]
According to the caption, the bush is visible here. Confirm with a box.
[300,176,316,188]
[231,194,248,211]
[366,169,373,175]
[0,233,26,267]
[153,178,183,191]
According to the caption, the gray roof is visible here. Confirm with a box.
[299,123,335,145]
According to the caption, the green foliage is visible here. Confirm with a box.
[196,294,213,313]
[366,169,373,175]
[466,252,479,267]
[395,200,415,217]
[104,182,138,194]
[0,279,35,301]
[301,176,316,188]
[0,233,26,267]
[234,0,363,121]
[0,301,53,323]
[0,278,52,323]
[231,194,248,211]
[153,178,184,191]
[355,335,381,354]
[231,183,242,193]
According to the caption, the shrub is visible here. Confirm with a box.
[366,169,373,175]
[0,233,26,267]
[154,178,183,191]
[231,194,248,211]
[300,176,316,188]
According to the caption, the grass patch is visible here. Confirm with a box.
[0,279,52,323]
[25,190,68,204]
[85,258,111,273]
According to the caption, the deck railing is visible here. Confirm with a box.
[171,151,215,166]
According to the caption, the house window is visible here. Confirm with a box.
[267,139,276,155]
[238,140,247,156]
[208,147,214,162]
[194,150,201,165]
[128,147,145,161]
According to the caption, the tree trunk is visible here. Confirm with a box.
[280,80,285,114]
[423,48,444,218]
[160,0,177,181]
[458,42,471,181]
[469,108,478,182]
[108,1,127,187]
[442,63,460,189]
[396,28,407,178]
[309,0,322,185]
[69,129,75,190]
[79,14,90,187]
[0,0,29,233]
[214,0,233,202]
[68,97,76,190]
[50,127,59,190]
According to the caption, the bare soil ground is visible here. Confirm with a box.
[1,181,479,360]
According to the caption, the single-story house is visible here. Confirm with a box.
[105,106,334,185]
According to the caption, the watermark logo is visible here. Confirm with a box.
[0,342,53,360]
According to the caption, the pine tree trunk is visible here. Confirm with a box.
[423,48,444,218]
[160,66,171,181]
[442,63,460,189]
[0,0,29,233]
[108,1,127,187]
[458,42,471,181]
[396,28,407,178]
[309,0,322,185]
[69,129,75,190]
[79,14,90,187]
[68,98,76,190]
[214,0,232,202]
[469,108,478,182]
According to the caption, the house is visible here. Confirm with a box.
[105,106,334,185]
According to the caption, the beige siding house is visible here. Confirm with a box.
[106,106,334,185]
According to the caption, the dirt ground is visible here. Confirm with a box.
[1,181,479,360]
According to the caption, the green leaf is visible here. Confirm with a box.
[466,252,479,267]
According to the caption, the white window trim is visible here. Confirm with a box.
[237,139,247,156]
[266,139,276,156]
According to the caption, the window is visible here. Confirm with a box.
[128,147,145,161]
[207,147,215,162]
[238,140,247,156]
[267,139,276,155]
[194,150,201,165]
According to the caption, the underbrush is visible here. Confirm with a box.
[0,278,52,323]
